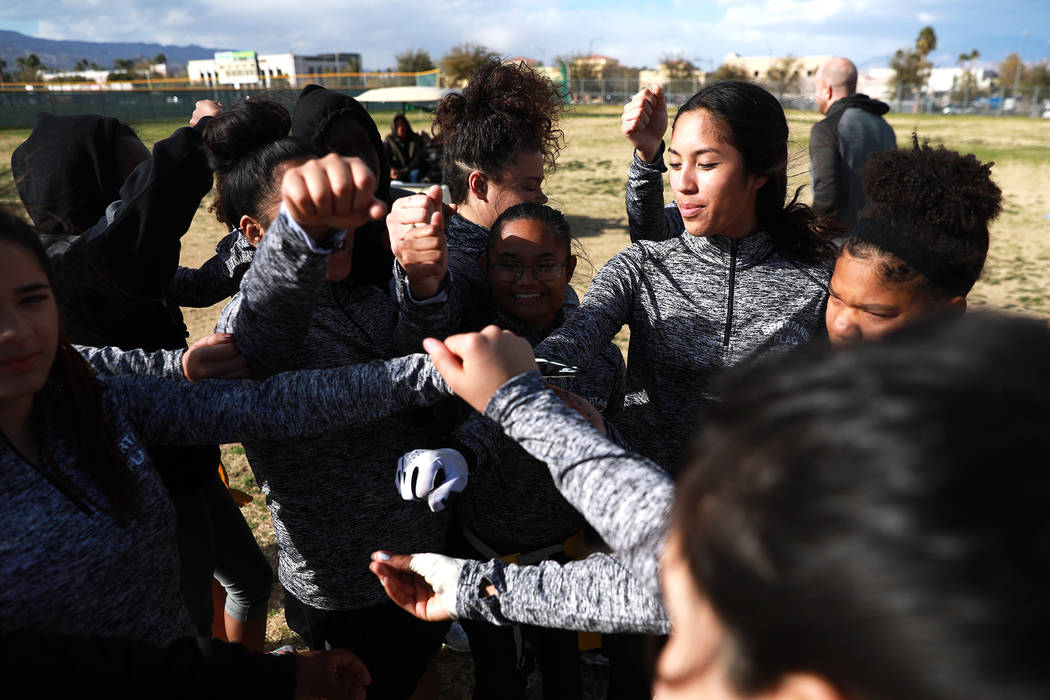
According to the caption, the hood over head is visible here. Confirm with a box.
[389,113,414,136]
[291,84,391,204]
[291,84,395,289]
[11,112,139,236]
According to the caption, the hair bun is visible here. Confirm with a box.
[203,98,291,173]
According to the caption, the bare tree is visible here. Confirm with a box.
[708,62,750,82]
[766,55,801,97]
[554,53,597,80]
[440,43,499,87]
[659,52,697,80]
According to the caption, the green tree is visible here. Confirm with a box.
[953,49,981,101]
[73,58,104,72]
[916,25,937,61]
[766,55,801,96]
[152,53,167,65]
[659,52,696,80]
[440,42,498,87]
[14,53,45,82]
[708,62,751,82]
[890,48,923,89]
[890,26,937,110]
[108,57,141,81]
[394,48,435,73]
[0,58,10,84]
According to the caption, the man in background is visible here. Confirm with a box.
[810,57,897,229]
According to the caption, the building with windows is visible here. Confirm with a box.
[187,51,361,88]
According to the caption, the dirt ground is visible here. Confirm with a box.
[2,104,1048,698]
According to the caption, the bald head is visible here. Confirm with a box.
[816,57,858,113]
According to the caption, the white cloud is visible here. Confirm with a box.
[722,0,845,27]
[7,0,1048,72]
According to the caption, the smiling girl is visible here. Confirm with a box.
[533,81,834,473]
[386,60,570,337]
[397,203,624,698]
[0,191,450,649]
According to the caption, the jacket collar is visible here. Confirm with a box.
[826,93,890,119]
[679,228,776,268]
[447,213,490,258]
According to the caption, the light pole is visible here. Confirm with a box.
[1012,30,1028,98]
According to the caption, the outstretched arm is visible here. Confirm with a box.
[370,551,668,634]
[112,352,449,447]
[425,328,674,590]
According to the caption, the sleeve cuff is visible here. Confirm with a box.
[277,202,348,254]
[632,141,666,171]
[483,371,546,421]
[404,271,451,305]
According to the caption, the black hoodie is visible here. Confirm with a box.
[11,112,214,351]
[291,85,400,290]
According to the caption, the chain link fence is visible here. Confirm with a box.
[0,70,438,128]
[565,77,1050,117]
[3,74,1047,129]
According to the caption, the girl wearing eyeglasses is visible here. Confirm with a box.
[398,202,624,700]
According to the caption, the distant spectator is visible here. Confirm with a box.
[810,57,896,229]
[384,114,426,183]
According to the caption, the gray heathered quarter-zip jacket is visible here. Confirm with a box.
[216,209,453,610]
[1,358,448,645]
[533,150,830,471]
[453,308,626,550]
[452,372,672,633]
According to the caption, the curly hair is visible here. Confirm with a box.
[434,59,565,204]
[844,135,1002,297]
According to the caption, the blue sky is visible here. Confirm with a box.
[2,0,1048,71]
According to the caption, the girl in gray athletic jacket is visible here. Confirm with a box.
[399,203,626,700]
[0,207,447,650]
[375,312,1050,700]
[216,154,451,699]
[534,81,834,471]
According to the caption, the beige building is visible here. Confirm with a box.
[639,65,707,87]
[721,53,832,84]
[573,54,639,82]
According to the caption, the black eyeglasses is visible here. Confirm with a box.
[489,260,568,282]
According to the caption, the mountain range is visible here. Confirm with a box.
[0,29,226,71]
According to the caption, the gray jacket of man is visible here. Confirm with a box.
[809,94,897,229]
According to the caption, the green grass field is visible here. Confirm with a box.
[2,105,1048,697]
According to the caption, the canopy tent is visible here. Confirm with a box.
[354,86,458,113]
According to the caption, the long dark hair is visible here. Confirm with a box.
[674,81,835,263]
[435,60,564,204]
[674,312,1050,698]
[1,209,134,515]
